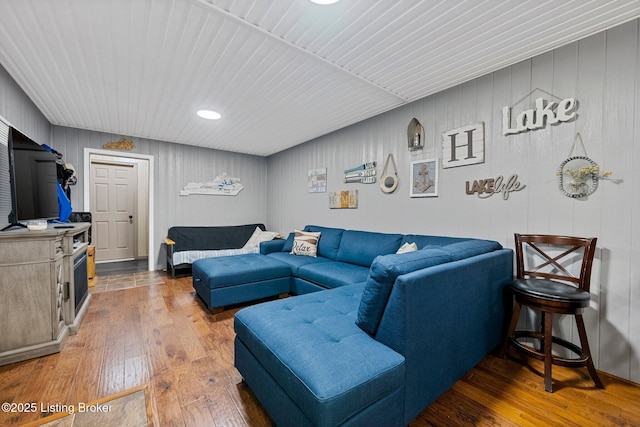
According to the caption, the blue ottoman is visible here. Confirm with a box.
[192,254,291,311]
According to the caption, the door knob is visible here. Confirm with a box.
[129,215,133,224]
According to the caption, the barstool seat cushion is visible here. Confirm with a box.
[511,278,591,304]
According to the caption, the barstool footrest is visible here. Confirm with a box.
[511,330,589,367]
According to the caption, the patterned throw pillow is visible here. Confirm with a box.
[290,230,321,257]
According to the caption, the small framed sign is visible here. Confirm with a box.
[329,190,358,208]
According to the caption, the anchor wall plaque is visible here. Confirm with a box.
[410,158,438,198]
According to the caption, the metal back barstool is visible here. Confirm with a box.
[499,233,604,392]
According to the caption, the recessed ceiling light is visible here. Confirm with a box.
[197,110,221,120]
[310,0,340,4]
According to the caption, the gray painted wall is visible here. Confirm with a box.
[1,20,638,382]
[267,20,640,382]
[0,66,268,269]
[0,65,51,229]
[50,126,268,269]
[0,66,50,143]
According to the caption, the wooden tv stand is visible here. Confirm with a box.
[0,223,91,366]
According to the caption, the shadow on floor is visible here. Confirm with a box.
[91,258,163,293]
[95,258,149,276]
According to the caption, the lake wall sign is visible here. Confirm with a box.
[502,97,577,136]
[465,174,525,200]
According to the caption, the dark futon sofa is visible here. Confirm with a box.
[165,223,265,278]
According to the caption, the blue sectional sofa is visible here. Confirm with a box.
[232,225,514,426]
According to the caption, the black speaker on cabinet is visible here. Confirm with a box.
[68,211,92,244]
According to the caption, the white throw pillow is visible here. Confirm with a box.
[396,242,418,254]
[243,227,279,248]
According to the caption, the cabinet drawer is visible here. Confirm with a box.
[0,238,63,264]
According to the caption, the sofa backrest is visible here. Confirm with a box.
[437,239,503,261]
[336,230,403,267]
[400,234,466,249]
[303,225,345,260]
[355,238,503,336]
[356,248,453,335]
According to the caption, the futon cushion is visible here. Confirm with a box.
[297,261,370,289]
[168,223,265,251]
[337,230,403,267]
[234,284,405,426]
[357,248,453,336]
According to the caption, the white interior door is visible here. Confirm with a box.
[90,161,137,262]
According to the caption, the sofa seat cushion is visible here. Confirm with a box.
[357,248,454,335]
[192,254,290,289]
[234,284,405,426]
[297,261,370,289]
[266,251,332,275]
[337,230,403,267]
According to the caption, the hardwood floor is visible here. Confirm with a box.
[1,272,639,426]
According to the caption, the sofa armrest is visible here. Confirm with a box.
[260,239,286,255]
[165,238,176,278]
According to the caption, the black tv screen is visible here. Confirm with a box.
[8,127,59,224]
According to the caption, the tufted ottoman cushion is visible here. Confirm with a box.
[234,284,405,426]
[192,254,291,310]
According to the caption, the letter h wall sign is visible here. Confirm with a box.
[442,122,485,169]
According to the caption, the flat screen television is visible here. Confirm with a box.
[2,127,59,230]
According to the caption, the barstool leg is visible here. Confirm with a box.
[499,300,522,357]
[543,312,554,392]
[575,314,605,389]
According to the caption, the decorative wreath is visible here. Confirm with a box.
[556,156,600,198]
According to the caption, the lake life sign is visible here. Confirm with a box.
[442,122,484,168]
[465,174,525,200]
[503,97,576,136]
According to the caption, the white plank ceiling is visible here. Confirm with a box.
[0,0,639,156]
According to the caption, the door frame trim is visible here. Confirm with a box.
[83,148,154,272]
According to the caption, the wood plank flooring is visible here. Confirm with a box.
[1,272,639,426]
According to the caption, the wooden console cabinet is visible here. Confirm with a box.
[0,223,91,365]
